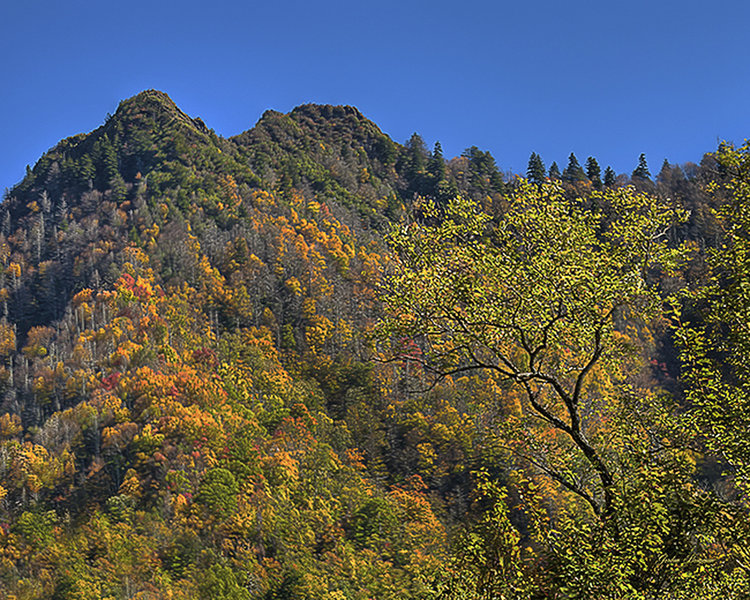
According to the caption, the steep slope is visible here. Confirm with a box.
[0,90,259,332]
[0,91,460,599]
[0,90,742,599]
[233,104,404,224]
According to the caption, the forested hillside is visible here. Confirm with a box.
[0,90,747,599]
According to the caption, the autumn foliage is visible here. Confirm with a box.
[0,91,747,598]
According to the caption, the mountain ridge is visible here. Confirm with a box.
[0,90,737,599]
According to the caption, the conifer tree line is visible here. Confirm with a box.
[526,150,656,187]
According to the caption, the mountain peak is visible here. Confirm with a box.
[290,103,366,122]
[111,89,211,136]
[122,88,178,109]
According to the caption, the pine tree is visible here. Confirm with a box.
[405,133,428,175]
[405,133,430,197]
[585,156,602,188]
[632,153,651,180]
[100,135,119,181]
[429,141,446,181]
[548,162,561,180]
[526,152,546,185]
[463,146,505,194]
[77,155,95,190]
[657,159,670,183]
[603,166,616,187]
[563,153,586,182]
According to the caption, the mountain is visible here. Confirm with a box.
[0,90,745,599]
[233,103,402,219]
[0,90,500,599]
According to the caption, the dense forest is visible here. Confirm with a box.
[0,89,748,599]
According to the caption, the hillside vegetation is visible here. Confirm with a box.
[0,90,747,599]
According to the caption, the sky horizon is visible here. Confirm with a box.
[3,1,749,193]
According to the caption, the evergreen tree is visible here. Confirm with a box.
[548,162,561,180]
[604,166,616,187]
[657,158,670,183]
[432,140,444,160]
[405,133,428,176]
[405,133,430,197]
[562,153,586,182]
[526,152,546,185]
[429,141,446,181]
[77,155,95,190]
[632,153,651,180]
[585,156,602,188]
[100,135,119,181]
[463,146,505,194]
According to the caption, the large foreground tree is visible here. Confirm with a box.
[379,182,749,597]
[380,182,681,517]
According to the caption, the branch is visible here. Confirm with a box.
[572,325,604,409]
[522,379,572,434]
[505,444,601,516]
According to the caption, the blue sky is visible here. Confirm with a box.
[2,0,750,192]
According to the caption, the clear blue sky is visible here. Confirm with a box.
[2,0,750,192]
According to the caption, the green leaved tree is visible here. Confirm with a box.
[379,182,748,597]
[678,142,750,493]
[380,182,682,519]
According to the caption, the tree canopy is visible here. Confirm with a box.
[1,90,749,599]
[379,180,749,596]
